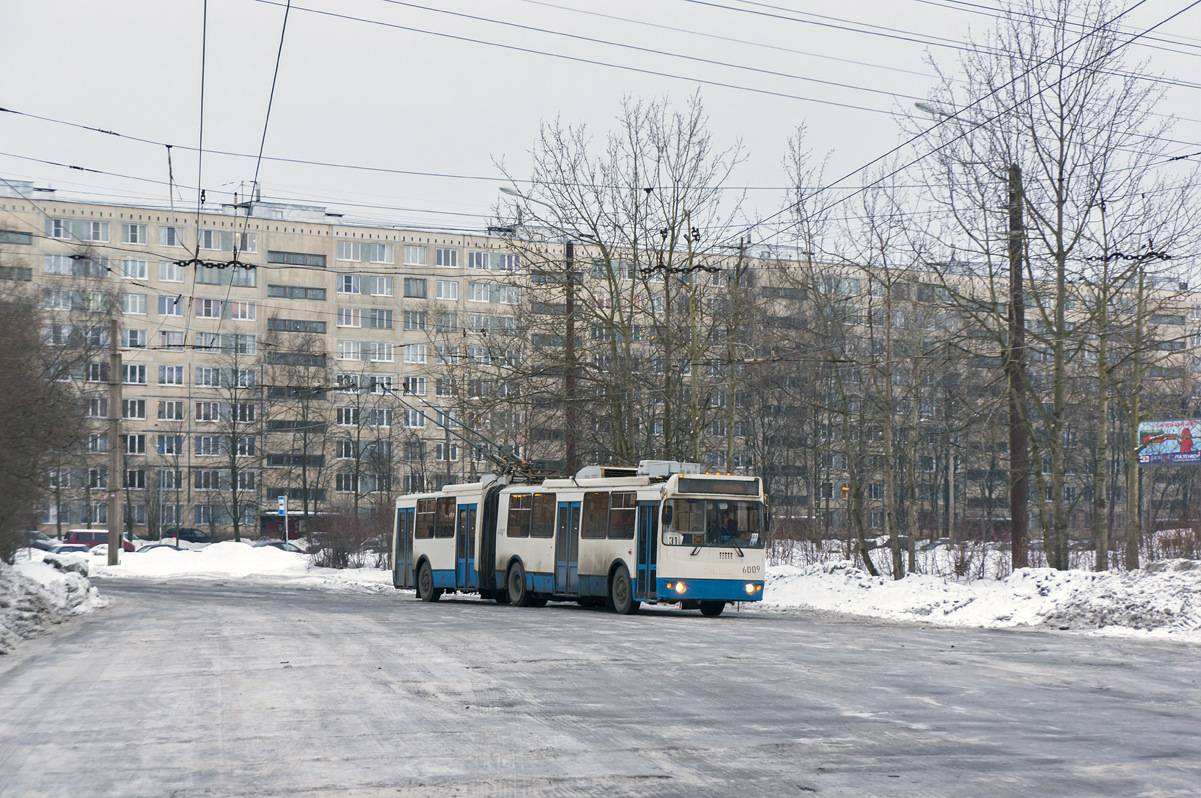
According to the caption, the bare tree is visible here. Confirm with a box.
[0,288,87,562]
[913,0,1199,568]
[498,93,747,469]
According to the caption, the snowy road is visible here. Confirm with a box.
[1,581,1199,797]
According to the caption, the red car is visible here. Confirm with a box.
[64,529,136,552]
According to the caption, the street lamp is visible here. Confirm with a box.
[916,101,1028,568]
[499,187,579,475]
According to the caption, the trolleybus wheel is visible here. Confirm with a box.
[417,561,442,602]
[507,563,533,607]
[610,565,639,615]
[699,601,725,617]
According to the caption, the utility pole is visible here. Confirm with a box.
[686,211,701,463]
[1007,164,1029,569]
[564,240,577,475]
[107,319,122,566]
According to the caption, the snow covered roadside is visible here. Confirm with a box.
[91,541,394,592]
[0,554,109,654]
[763,559,1201,642]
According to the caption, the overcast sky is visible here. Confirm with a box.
[2,0,1198,239]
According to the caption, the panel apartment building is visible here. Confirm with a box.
[0,180,542,538]
[2,179,1196,544]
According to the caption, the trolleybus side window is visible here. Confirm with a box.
[608,491,636,539]
[507,493,531,537]
[435,496,456,538]
[581,492,608,539]
[415,499,436,539]
[530,493,555,537]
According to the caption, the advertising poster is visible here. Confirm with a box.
[1138,420,1201,464]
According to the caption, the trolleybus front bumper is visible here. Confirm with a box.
[657,578,764,602]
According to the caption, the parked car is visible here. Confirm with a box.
[64,529,136,552]
[48,543,90,555]
[161,527,214,545]
[253,540,305,553]
[24,530,57,551]
[135,543,183,552]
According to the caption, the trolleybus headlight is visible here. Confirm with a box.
[675,582,687,594]
[745,583,756,595]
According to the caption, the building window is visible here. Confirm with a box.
[158,261,185,282]
[367,341,394,362]
[87,433,108,453]
[336,340,362,361]
[122,258,148,279]
[201,230,257,252]
[338,274,360,294]
[436,280,458,301]
[159,330,184,351]
[159,226,184,247]
[122,329,147,349]
[403,344,427,364]
[121,293,147,315]
[123,433,146,454]
[268,284,325,300]
[436,442,459,462]
[158,400,185,420]
[122,364,147,384]
[365,309,393,329]
[159,295,183,316]
[121,396,145,418]
[366,275,393,297]
[493,253,519,272]
[122,223,148,245]
[403,277,427,298]
[266,250,324,267]
[125,469,146,490]
[230,300,256,321]
[195,401,221,422]
[159,365,184,385]
[403,408,426,428]
[436,378,454,397]
[196,298,223,319]
[402,376,426,396]
[403,245,426,265]
[337,407,360,426]
[435,248,458,268]
[404,310,426,331]
[195,436,220,456]
[468,251,489,270]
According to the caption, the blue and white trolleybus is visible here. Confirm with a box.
[391,460,766,615]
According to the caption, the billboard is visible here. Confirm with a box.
[1138,420,1201,464]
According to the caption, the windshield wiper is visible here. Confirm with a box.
[735,547,744,557]
[690,546,701,556]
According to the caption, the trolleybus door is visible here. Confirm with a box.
[555,501,581,594]
[395,507,415,588]
[635,502,659,599]
[455,504,478,589]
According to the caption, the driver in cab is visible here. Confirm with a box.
[707,506,739,545]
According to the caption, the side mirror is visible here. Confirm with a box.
[662,505,673,525]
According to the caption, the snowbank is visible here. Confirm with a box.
[0,554,109,654]
[92,541,392,592]
[763,559,1201,642]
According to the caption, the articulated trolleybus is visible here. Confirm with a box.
[391,460,767,615]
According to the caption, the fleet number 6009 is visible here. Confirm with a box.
[742,565,760,574]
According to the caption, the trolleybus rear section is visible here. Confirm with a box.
[392,461,766,616]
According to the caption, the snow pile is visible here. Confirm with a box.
[764,559,1201,640]
[92,541,392,592]
[0,554,109,654]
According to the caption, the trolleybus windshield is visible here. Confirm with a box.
[662,498,766,548]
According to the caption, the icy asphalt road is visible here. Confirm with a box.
[1,581,1198,797]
